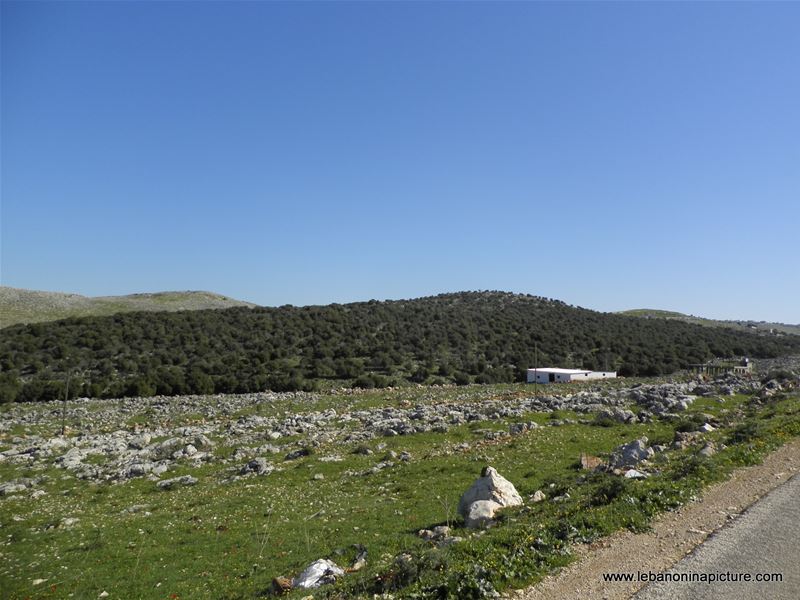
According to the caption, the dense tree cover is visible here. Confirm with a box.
[1,291,798,402]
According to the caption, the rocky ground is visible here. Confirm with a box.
[2,357,798,598]
[0,372,767,490]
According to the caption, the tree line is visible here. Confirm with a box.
[1,291,798,402]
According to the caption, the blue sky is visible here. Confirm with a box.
[2,1,798,322]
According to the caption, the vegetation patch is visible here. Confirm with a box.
[1,372,798,599]
[3,292,799,403]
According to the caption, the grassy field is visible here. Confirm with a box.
[1,380,798,599]
[0,287,255,329]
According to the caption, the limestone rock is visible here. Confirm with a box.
[465,500,502,529]
[509,421,538,435]
[623,469,648,479]
[595,408,638,424]
[157,475,198,490]
[0,481,27,496]
[240,458,273,476]
[608,438,654,469]
[458,466,522,528]
[699,442,717,457]
[285,447,311,461]
[128,433,151,450]
[348,547,368,572]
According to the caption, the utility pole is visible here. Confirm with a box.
[534,341,538,396]
[60,371,71,437]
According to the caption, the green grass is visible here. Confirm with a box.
[0,287,255,329]
[1,385,797,599]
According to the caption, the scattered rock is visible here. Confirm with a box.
[418,524,460,545]
[364,460,394,475]
[595,408,638,424]
[347,547,368,572]
[608,437,654,469]
[531,490,546,503]
[699,442,717,457]
[509,421,538,435]
[240,458,273,476]
[0,481,28,496]
[624,469,648,479]
[128,433,151,449]
[156,475,198,490]
[318,455,343,462]
[285,448,312,461]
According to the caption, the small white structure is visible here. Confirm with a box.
[527,368,617,384]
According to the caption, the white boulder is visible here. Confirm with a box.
[465,500,503,529]
[458,466,522,529]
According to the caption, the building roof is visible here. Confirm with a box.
[526,368,592,374]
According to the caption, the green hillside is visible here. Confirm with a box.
[620,308,800,336]
[0,286,255,329]
[2,291,799,403]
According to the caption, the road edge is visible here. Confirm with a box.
[510,437,800,600]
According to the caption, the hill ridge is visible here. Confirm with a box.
[620,308,800,336]
[2,290,799,402]
[0,286,255,329]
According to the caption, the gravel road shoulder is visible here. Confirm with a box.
[634,472,799,600]
[511,438,800,600]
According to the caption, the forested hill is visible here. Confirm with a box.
[618,308,800,336]
[2,291,799,403]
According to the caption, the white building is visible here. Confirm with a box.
[526,368,617,384]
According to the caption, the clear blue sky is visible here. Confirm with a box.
[2,1,798,323]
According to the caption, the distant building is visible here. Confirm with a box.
[689,357,752,376]
[526,368,617,384]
